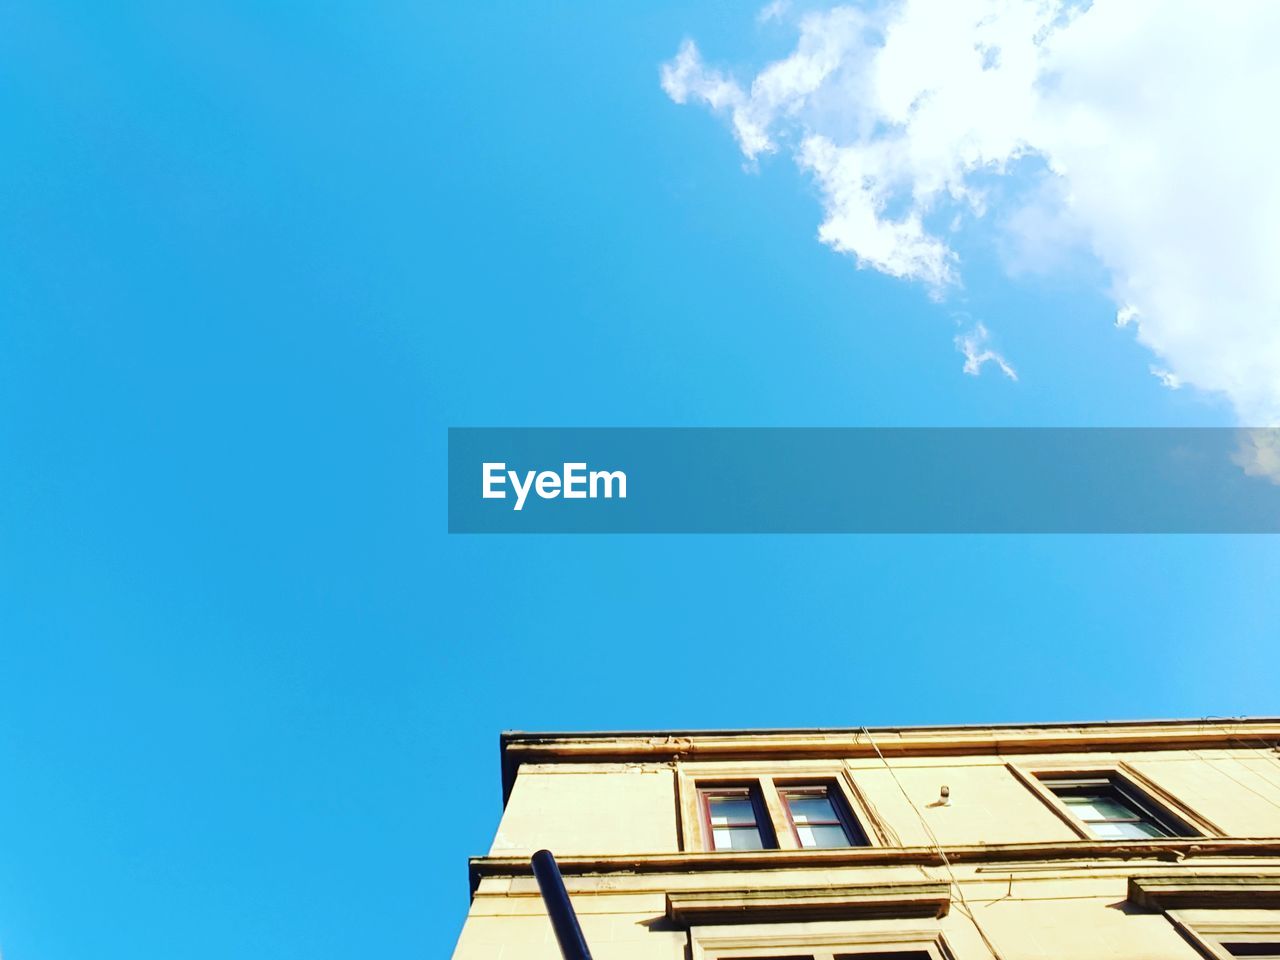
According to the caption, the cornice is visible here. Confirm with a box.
[499,718,1280,803]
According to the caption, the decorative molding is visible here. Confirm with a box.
[499,719,1280,802]
[842,764,897,846]
[1128,874,1280,910]
[1116,761,1226,837]
[468,838,1280,895]
[1005,762,1092,840]
[666,881,950,927]
[691,928,955,960]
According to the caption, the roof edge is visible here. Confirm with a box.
[498,717,1280,806]
[502,716,1280,744]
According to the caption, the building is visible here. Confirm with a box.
[452,718,1280,960]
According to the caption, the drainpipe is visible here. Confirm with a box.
[531,849,594,960]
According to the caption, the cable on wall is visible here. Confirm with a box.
[860,726,1009,960]
[1200,717,1280,811]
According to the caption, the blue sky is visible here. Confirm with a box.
[2,3,1278,958]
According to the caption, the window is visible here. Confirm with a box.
[1013,762,1218,842]
[1163,910,1280,960]
[1039,773,1192,839]
[699,785,774,851]
[778,783,867,849]
[693,931,953,960]
[686,771,882,852]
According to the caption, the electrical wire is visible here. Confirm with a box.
[861,726,1009,960]
[1198,718,1280,812]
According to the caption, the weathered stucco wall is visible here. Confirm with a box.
[491,750,1280,854]
[490,763,678,856]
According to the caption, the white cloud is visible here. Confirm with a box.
[1232,429,1280,485]
[956,322,1018,380]
[662,0,1280,423]
[659,40,770,161]
[799,134,957,287]
[757,1,790,24]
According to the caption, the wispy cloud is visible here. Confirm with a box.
[956,323,1018,381]
[662,1,1280,423]
[757,1,790,25]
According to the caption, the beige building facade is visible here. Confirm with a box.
[452,719,1280,960]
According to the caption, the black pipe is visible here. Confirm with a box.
[531,849,594,960]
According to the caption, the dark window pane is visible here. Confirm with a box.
[1045,777,1183,838]
[707,798,757,826]
[712,825,764,850]
[1089,819,1167,840]
[786,795,839,824]
[1061,794,1140,822]
[795,822,852,848]
[1223,944,1280,958]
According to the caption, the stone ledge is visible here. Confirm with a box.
[1128,873,1280,910]
[469,838,1280,897]
[665,881,950,926]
